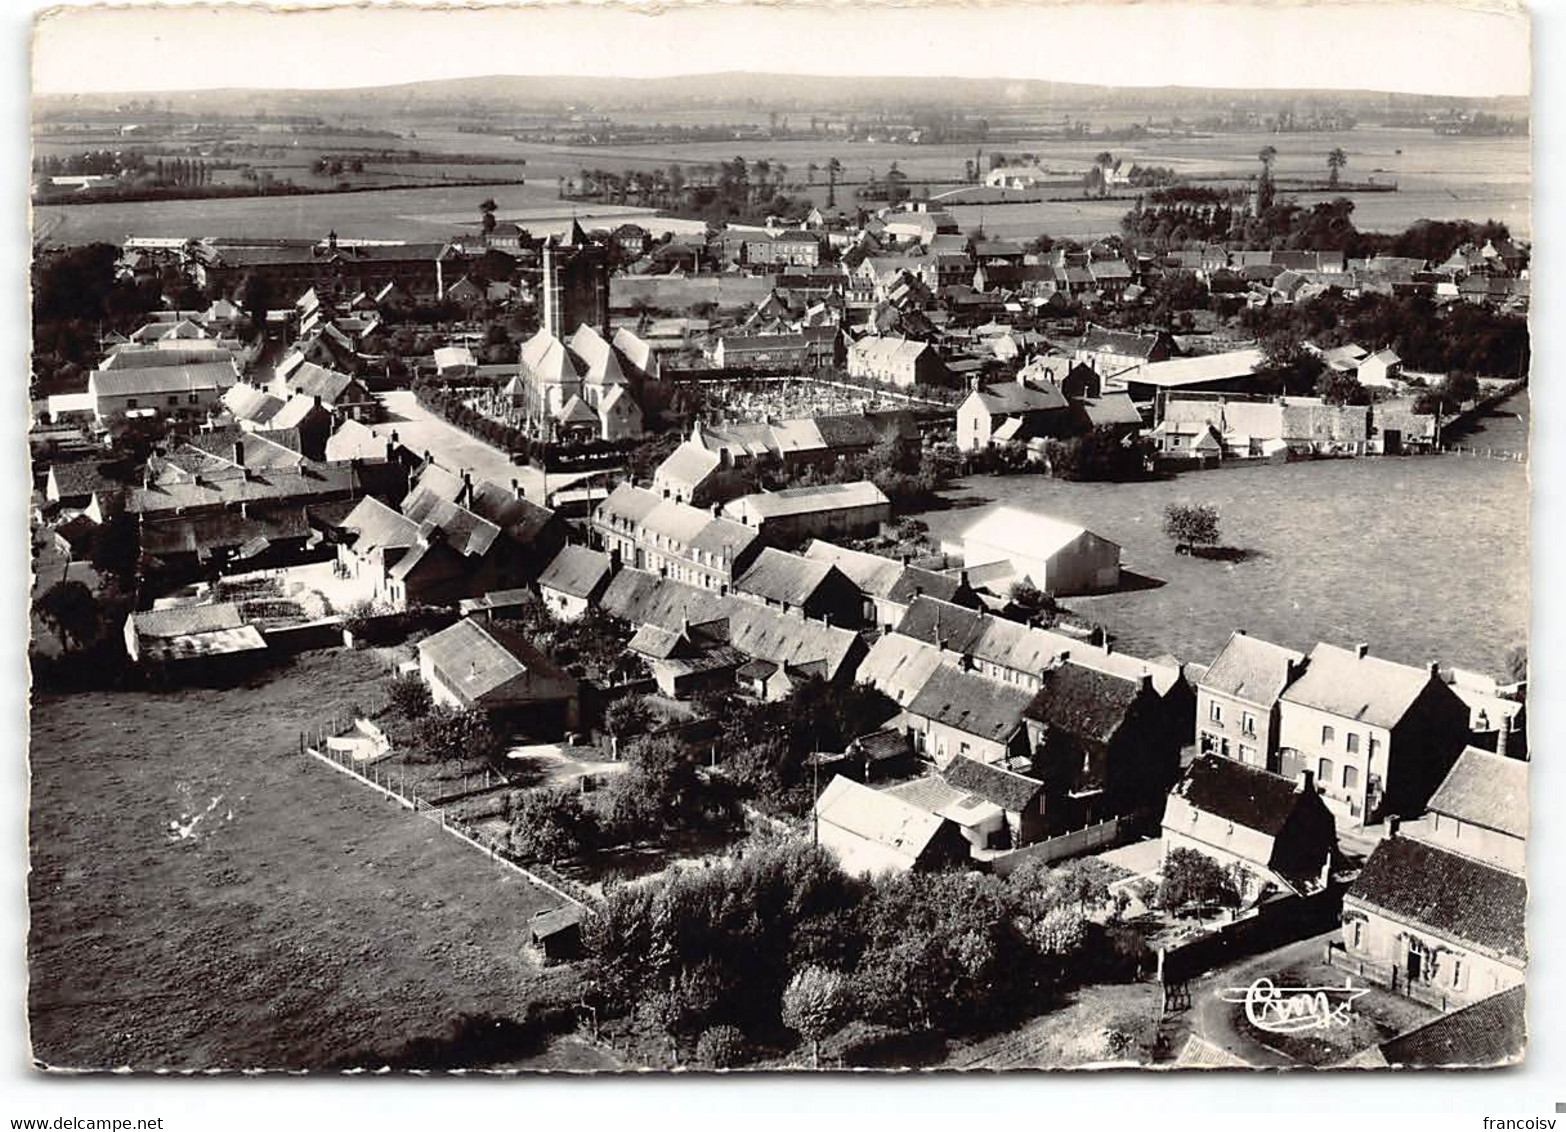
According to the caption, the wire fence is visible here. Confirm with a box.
[1439,444,1527,463]
[299,718,598,911]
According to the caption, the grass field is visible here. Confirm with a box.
[26,648,608,1072]
[916,395,1529,675]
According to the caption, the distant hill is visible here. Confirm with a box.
[33,71,1531,120]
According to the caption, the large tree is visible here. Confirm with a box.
[33,580,99,652]
[1326,147,1348,188]
[1163,503,1221,553]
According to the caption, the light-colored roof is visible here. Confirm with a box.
[849,335,929,366]
[803,541,905,598]
[733,548,838,608]
[1200,631,1305,707]
[91,362,239,398]
[1279,643,1438,728]
[814,775,951,876]
[1426,747,1528,839]
[1130,348,1264,389]
[417,617,570,705]
[856,632,946,704]
[652,442,721,493]
[536,545,613,600]
[725,481,888,522]
[222,383,285,425]
[962,506,1104,563]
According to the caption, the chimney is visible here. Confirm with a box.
[1295,768,1314,794]
[313,394,322,410]
[1496,721,1510,759]
[328,230,338,250]
[232,440,245,467]
[712,502,723,518]
[1385,815,1400,839]
[1427,661,1441,680]
[1355,642,1370,659]
[1235,628,1246,637]
[959,651,973,671]
[1140,672,1154,695]
[391,430,400,445]
[959,569,970,589]
[461,470,473,505]
[511,478,523,500]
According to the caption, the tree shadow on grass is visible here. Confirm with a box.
[331,1009,574,1071]
[1188,546,1263,564]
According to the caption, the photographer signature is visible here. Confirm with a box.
[1217,977,1370,1034]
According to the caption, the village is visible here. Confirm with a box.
[27,139,1532,1072]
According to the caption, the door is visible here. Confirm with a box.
[1406,944,1423,984]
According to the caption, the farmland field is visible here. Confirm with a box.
[33,123,1529,245]
[26,648,608,1071]
[916,393,1529,675]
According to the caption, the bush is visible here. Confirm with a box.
[603,694,653,739]
[1158,847,1242,914]
[412,705,503,763]
[694,1025,748,1069]
[384,674,433,720]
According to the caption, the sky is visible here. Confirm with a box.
[31,1,1531,99]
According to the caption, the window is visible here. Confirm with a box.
[1209,701,1223,724]
[1239,745,1256,765]
[1368,736,1382,765]
[188,393,200,404]
[1241,711,1257,738]
[1350,919,1364,949]
[1318,757,1334,783]
[1346,733,1360,754]
[1321,725,1335,745]
[1451,958,1464,990]
[126,398,139,409]
[1343,765,1359,791]
[168,395,179,406]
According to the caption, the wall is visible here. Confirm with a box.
[1196,690,1277,767]
[1424,812,1527,874]
[1340,902,1524,1010]
[989,816,1121,876]
[1277,699,1389,822]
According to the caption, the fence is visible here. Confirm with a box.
[1438,444,1526,463]
[989,817,1123,877]
[1323,942,1465,1013]
[299,717,596,911]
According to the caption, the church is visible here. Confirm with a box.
[507,222,656,443]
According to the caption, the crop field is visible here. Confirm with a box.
[33,122,1530,245]
[915,394,1529,676]
[26,648,605,1071]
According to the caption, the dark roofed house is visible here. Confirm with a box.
[417,616,580,734]
[942,754,1047,847]
[1024,661,1181,832]
[1339,831,1526,1011]
[1163,756,1337,901]
[904,662,1036,768]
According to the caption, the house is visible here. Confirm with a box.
[1196,630,1308,770]
[745,232,822,268]
[722,481,891,546]
[711,328,841,370]
[400,464,569,587]
[433,345,478,380]
[1022,662,1181,832]
[847,335,949,388]
[1419,746,1527,874]
[957,378,1071,452]
[592,484,761,592]
[273,361,375,420]
[416,617,579,733]
[803,541,979,632]
[123,602,268,668]
[650,440,743,508]
[940,754,1047,848]
[1071,327,1176,385]
[535,545,615,621]
[855,631,948,711]
[1339,830,1525,1011]
[629,616,747,700]
[1162,756,1337,901]
[1277,643,1472,826]
[811,775,970,877]
[731,547,863,626]
[959,506,1120,596]
[1357,348,1403,387]
[44,460,121,518]
[88,361,239,422]
[904,662,1036,768]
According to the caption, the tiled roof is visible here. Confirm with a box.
[1201,631,1305,706]
[972,382,1068,414]
[725,601,860,681]
[1024,662,1143,744]
[734,548,838,608]
[536,545,612,600]
[47,460,117,498]
[339,495,421,555]
[1173,755,1310,837]
[1349,835,1526,962]
[803,541,905,598]
[728,481,889,521]
[1426,747,1528,840]
[1378,986,1526,1068]
[906,663,1033,744]
[942,755,1043,812]
[1079,328,1166,358]
[1280,643,1438,728]
[132,602,246,638]
[653,442,721,493]
[854,632,946,705]
[91,362,238,398]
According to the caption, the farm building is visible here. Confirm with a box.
[958,506,1120,596]
[416,616,580,734]
[812,775,969,877]
[721,481,891,545]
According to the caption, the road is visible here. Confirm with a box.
[1171,930,1340,1067]
[373,390,594,504]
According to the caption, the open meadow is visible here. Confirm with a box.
[917,395,1529,675]
[27,648,614,1071]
